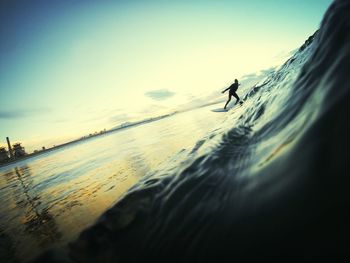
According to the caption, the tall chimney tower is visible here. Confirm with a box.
[6,137,14,159]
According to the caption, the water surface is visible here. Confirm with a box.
[0,104,229,262]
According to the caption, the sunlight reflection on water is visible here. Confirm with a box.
[0,104,228,261]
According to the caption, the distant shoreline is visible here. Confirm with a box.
[0,100,225,169]
[0,111,178,169]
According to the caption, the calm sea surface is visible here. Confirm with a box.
[0,104,228,262]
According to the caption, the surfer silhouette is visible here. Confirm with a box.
[222,79,243,109]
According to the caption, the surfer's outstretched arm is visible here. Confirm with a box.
[222,87,230,93]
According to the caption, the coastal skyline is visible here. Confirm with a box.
[0,0,332,152]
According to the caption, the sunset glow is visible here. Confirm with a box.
[0,0,332,151]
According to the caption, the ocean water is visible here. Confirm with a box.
[47,0,349,261]
[0,105,230,262]
[3,0,350,261]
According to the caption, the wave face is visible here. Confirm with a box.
[39,1,350,261]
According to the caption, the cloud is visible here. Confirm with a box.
[0,111,23,119]
[0,108,51,119]
[50,118,69,123]
[109,113,129,123]
[144,89,175,101]
[241,73,259,80]
[138,104,168,114]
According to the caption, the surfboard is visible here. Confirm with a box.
[211,108,228,112]
[211,101,244,112]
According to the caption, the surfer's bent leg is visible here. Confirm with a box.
[233,92,240,104]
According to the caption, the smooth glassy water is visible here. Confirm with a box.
[0,104,229,262]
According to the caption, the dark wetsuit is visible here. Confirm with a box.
[223,82,241,109]
[229,82,239,95]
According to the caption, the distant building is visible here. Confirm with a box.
[0,147,9,162]
[6,137,14,159]
[13,143,26,158]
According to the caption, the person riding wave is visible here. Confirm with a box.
[222,79,243,109]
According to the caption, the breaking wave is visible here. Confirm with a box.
[36,0,350,261]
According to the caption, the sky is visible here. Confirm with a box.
[0,0,333,152]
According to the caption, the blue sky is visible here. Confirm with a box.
[0,0,333,151]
